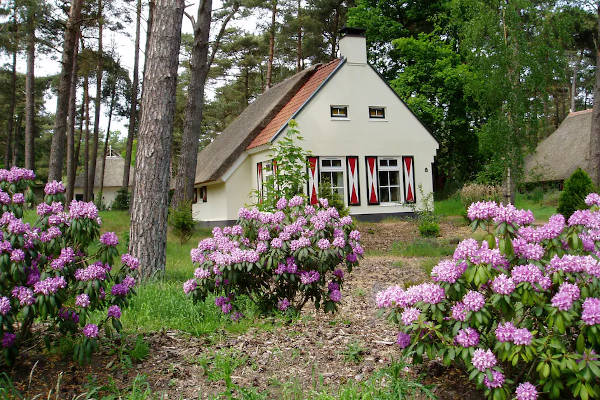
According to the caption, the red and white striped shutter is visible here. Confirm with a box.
[402,156,416,203]
[365,156,379,205]
[346,156,360,206]
[307,156,319,205]
[256,162,263,203]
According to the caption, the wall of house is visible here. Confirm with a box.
[192,156,253,222]
[72,187,120,209]
[273,61,438,215]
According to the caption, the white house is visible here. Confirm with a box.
[74,149,130,208]
[192,27,438,224]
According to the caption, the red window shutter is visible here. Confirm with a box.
[365,156,379,205]
[307,156,319,205]
[402,156,416,203]
[346,156,360,206]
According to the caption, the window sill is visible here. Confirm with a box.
[379,202,403,207]
[369,119,388,122]
[330,118,351,121]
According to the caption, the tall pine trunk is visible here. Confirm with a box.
[296,0,302,72]
[48,0,84,181]
[25,7,36,171]
[130,0,185,278]
[66,34,80,204]
[171,0,212,208]
[5,36,17,169]
[590,4,600,186]
[123,0,142,190]
[12,113,23,166]
[83,75,90,201]
[99,85,116,195]
[88,0,103,200]
[265,0,277,89]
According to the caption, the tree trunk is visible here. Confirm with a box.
[66,34,80,204]
[265,0,277,89]
[591,5,600,186]
[83,75,90,201]
[88,0,103,200]
[5,33,17,169]
[123,0,142,190]
[171,0,212,209]
[12,114,23,166]
[296,0,302,72]
[130,0,185,278]
[25,7,36,171]
[73,93,85,197]
[48,0,84,181]
[141,0,155,99]
[99,85,116,195]
[330,7,339,59]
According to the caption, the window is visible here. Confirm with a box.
[199,186,207,203]
[369,106,385,119]
[378,158,401,203]
[75,194,84,201]
[330,105,348,118]
[320,158,344,198]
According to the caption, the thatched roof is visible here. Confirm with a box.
[194,64,321,185]
[74,155,129,188]
[524,109,593,182]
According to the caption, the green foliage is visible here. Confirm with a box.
[254,120,312,211]
[558,168,595,219]
[95,191,107,211]
[168,201,196,245]
[391,238,455,258]
[318,180,350,217]
[129,335,150,363]
[340,341,365,364]
[418,220,440,238]
[111,187,130,210]
[460,183,502,209]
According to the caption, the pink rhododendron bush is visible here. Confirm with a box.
[0,168,139,366]
[184,196,361,315]
[378,196,600,400]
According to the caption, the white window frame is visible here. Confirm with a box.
[319,157,345,199]
[378,158,401,204]
[330,105,349,119]
[369,106,386,120]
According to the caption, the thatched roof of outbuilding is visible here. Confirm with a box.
[194,63,325,185]
[524,109,593,182]
[74,155,129,188]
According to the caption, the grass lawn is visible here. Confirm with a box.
[435,191,558,222]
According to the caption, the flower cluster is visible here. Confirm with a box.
[184,196,360,316]
[380,196,600,400]
[0,170,139,366]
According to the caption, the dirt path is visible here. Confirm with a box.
[8,220,481,399]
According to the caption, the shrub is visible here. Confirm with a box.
[378,196,600,399]
[183,195,361,316]
[112,187,130,210]
[318,180,350,217]
[254,120,311,211]
[168,201,196,244]
[459,183,502,209]
[418,220,439,237]
[0,169,139,366]
[557,168,595,219]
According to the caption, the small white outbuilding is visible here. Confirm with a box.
[192,28,439,224]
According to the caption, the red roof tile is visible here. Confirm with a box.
[247,59,342,149]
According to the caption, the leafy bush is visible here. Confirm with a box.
[184,195,361,316]
[0,169,139,366]
[557,168,595,219]
[418,220,440,237]
[168,201,196,245]
[254,120,311,211]
[378,196,600,399]
[112,187,131,210]
[460,183,502,209]
[318,180,350,217]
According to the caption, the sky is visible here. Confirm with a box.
[2,0,264,139]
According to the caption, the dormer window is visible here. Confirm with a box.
[369,106,385,119]
[330,105,348,118]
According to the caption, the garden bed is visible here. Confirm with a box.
[4,219,481,399]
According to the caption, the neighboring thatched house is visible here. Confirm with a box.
[74,150,130,207]
[524,109,592,184]
[191,28,439,224]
